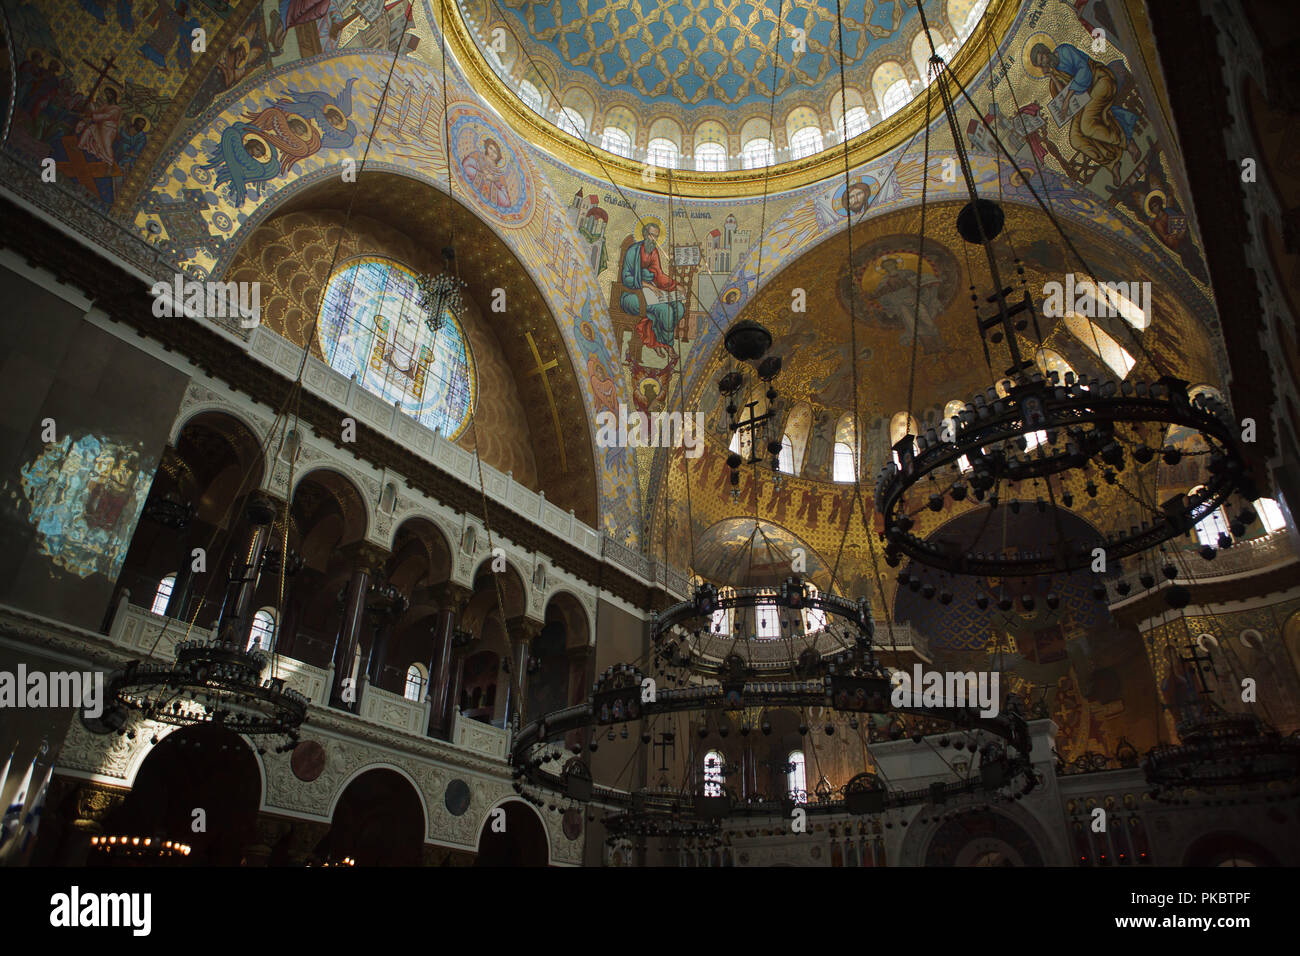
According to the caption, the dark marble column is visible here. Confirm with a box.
[329,543,387,711]
[504,616,545,729]
[427,582,473,738]
[216,493,278,644]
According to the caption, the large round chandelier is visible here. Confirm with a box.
[509,581,1038,824]
[88,641,308,745]
[872,5,1255,589]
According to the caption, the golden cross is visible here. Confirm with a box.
[524,330,568,473]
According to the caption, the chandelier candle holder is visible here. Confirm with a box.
[876,376,1253,577]
[509,581,1036,825]
[90,641,308,742]
[717,319,783,488]
[871,6,1255,590]
[418,245,467,336]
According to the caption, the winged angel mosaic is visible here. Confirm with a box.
[202,77,360,204]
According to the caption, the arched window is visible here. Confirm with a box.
[1257,497,1287,534]
[742,138,775,169]
[1071,274,1149,330]
[557,106,587,137]
[778,435,795,474]
[1188,383,1225,405]
[789,126,824,159]
[318,258,476,439]
[703,750,724,796]
[787,751,807,802]
[837,106,871,140]
[782,403,813,477]
[151,574,177,615]
[1062,312,1136,377]
[912,30,952,84]
[948,0,990,41]
[600,126,633,157]
[803,584,828,634]
[1036,347,1075,382]
[646,137,680,169]
[519,80,544,113]
[1190,485,1231,547]
[695,142,727,171]
[248,608,276,651]
[881,79,911,118]
[404,663,427,701]
[833,442,855,481]
[833,413,857,483]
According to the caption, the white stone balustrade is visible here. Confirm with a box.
[451,710,511,759]
[357,680,431,735]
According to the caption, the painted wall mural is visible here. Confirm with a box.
[4,0,233,205]
[18,432,155,580]
[0,0,1225,552]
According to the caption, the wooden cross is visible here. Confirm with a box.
[56,136,122,194]
[524,330,568,473]
[80,55,121,107]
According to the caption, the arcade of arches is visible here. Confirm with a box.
[1,0,1300,869]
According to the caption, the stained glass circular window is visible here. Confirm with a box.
[317,257,476,440]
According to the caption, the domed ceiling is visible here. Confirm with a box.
[453,0,1007,175]
[489,0,914,106]
[648,200,1222,605]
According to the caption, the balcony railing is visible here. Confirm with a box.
[1111,530,1297,601]
[357,680,430,735]
[452,710,511,759]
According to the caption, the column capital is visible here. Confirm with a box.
[344,541,390,575]
[506,615,546,645]
[433,581,474,614]
[246,490,282,525]
[70,781,129,834]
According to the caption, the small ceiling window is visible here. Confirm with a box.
[646,137,680,169]
[558,106,587,137]
[601,126,633,157]
[881,79,912,118]
[789,126,824,159]
[837,106,870,140]
[742,138,775,169]
[695,142,727,171]
[519,80,544,114]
